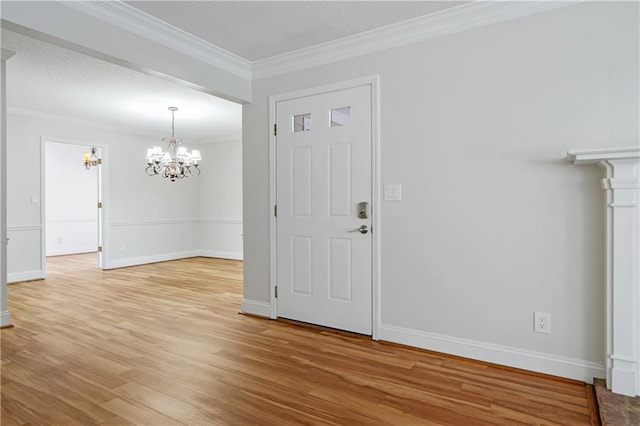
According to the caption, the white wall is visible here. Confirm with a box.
[7,110,243,278]
[45,141,98,256]
[196,135,243,260]
[242,2,639,381]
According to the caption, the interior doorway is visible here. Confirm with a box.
[43,139,103,270]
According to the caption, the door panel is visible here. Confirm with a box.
[276,85,372,334]
[291,236,312,295]
[329,144,351,217]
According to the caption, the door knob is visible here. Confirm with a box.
[348,225,368,234]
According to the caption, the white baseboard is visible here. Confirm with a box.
[378,324,605,383]
[198,250,243,260]
[105,250,202,269]
[241,299,271,317]
[105,250,243,269]
[611,365,638,396]
[0,310,12,327]
[46,246,96,257]
[7,270,45,283]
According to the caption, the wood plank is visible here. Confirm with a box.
[1,253,595,425]
[101,397,185,426]
[113,381,223,425]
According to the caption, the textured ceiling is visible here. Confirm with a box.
[2,1,467,141]
[124,1,467,61]
[2,29,242,141]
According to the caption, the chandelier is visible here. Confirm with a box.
[82,147,99,169]
[145,106,201,182]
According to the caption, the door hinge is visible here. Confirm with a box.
[274,205,277,217]
[97,158,102,165]
[97,246,103,252]
[275,285,278,298]
[98,202,103,208]
[274,124,277,136]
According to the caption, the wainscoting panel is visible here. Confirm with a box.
[46,218,97,256]
[106,220,199,268]
[198,219,243,260]
[7,226,44,283]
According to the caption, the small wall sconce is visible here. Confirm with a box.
[82,147,99,169]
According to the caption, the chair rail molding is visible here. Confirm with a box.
[567,146,640,397]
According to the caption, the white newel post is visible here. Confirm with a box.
[567,147,640,397]
[1,49,15,328]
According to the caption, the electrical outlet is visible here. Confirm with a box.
[119,243,127,253]
[57,237,63,245]
[534,312,551,334]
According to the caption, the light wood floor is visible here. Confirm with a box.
[2,254,598,425]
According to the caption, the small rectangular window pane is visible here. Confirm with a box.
[330,107,351,127]
[293,113,312,132]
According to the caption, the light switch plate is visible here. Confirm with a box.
[384,184,402,201]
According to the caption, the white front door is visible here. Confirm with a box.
[276,85,372,334]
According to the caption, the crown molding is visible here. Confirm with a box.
[60,1,251,80]
[54,1,575,82]
[252,1,574,80]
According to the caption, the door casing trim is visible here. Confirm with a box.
[41,136,109,272]
[268,75,381,339]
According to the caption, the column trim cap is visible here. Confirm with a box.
[566,147,640,165]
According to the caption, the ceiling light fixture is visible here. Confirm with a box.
[145,106,201,182]
[82,147,99,169]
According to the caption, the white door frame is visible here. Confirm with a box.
[268,75,381,340]
[41,136,109,272]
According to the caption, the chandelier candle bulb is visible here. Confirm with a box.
[145,107,201,182]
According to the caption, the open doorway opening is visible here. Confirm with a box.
[43,140,102,270]
[4,27,242,281]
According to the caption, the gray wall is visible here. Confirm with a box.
[242,2,639,379]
